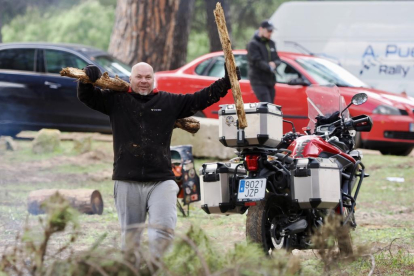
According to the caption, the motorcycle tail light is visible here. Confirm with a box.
[244,202,257,206]
[245,154,260,171]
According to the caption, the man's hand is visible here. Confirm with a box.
[269,61,276,71]
[84,64,102,83]
[224,65,241,87]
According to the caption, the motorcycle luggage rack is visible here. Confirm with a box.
[341,160,365,226]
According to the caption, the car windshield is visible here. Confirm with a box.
[296,57,369,88]
[93,55,131,77]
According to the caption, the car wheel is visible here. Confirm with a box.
[379,146,413,156]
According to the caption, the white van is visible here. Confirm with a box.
[269,1,414,97]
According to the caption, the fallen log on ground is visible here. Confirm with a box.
[27,189,104,215]
[60,67,200,134]
[214,3,247,129]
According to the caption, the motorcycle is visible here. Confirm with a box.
[200,85,373,255]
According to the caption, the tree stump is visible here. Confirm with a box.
[27,189,104,215]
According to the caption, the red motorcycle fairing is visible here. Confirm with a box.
[287,135,356,164]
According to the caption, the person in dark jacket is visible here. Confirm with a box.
[78,62,240,256]
[247,20,281,103]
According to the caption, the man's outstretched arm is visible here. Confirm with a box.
[174,66,241,119]
[77,65,113,115]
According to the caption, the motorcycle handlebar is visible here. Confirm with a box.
[315,115,372,134]
[350,115,373,132]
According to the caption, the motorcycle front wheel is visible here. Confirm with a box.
[337,208,354,256]
[246,194,289,254]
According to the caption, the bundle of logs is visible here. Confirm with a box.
[60,68,201,134]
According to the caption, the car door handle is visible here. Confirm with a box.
[44,81,61,89]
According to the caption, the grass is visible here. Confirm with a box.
[1,139,414,275]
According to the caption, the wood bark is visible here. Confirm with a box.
[174,117,200,134]
[170,0,195,70]
[205,0,232,52]
[108,0,180,72]
[214,3,247,129]
[60,67,130,91]
[27,189,104,215]
[60,67,201,134]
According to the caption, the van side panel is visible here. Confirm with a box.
[270,1,414,96]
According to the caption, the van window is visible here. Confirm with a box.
[0,49,36,71]
[45,50,88,74]
[276,62,301,84]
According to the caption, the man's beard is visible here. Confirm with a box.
[137,90,151,96]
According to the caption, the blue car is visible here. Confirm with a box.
[0,42,131,136]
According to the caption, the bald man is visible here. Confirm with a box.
[77,62,240,256]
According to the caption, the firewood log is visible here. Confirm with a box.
[27,189,103,215]
[60,67,200,134]
[174,117,200,134]
[214,3,248,129]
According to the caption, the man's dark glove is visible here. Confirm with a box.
[224,65,241,87]
[84,64,102,83]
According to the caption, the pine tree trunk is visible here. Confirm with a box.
[204,0,232,52]
[170,0,195,70]
[108,0,180,72]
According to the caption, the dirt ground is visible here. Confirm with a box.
[1,133,413,274]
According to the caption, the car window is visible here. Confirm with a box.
[45,50,88,74]
[195,59,211,75]
[296,57,369,88]
[275,62,301,84]
[207,56,225,77]
[0,48,36,72]
[196,55,249,80]
[236,55,249,80]
[93,55,131,77]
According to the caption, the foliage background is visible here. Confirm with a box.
[2,1,115,51]
[1,0,285,62]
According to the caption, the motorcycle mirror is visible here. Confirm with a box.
[341,93,369,120]
[351,93,368,106]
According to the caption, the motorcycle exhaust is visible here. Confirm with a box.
[282,219,308,235]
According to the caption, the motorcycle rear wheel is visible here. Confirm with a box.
[246,194,289,254]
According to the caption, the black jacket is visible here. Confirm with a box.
[247,34,280,86]
[77,79,230,182]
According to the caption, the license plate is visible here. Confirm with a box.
[237,178,266,201]
[410,123,414,132]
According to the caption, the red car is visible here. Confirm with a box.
[155,50,414,156]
